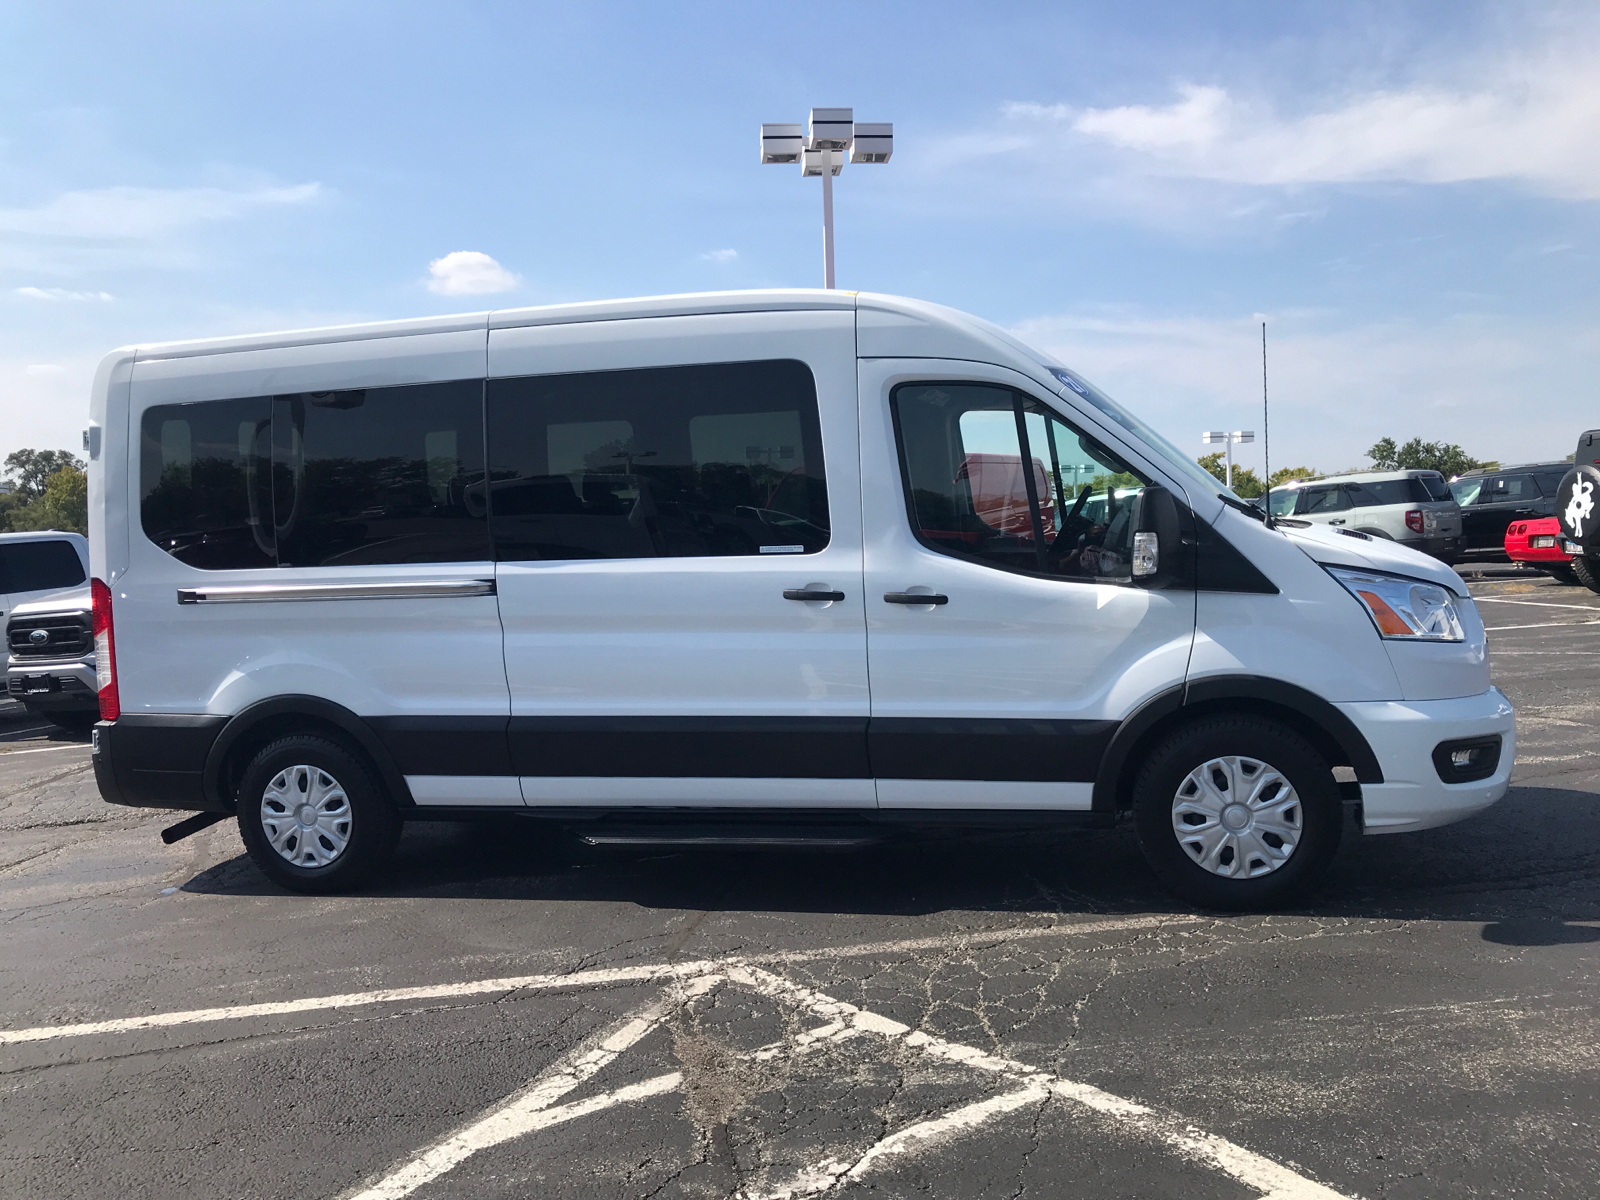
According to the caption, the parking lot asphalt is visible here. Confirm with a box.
[2,571,1598,1200]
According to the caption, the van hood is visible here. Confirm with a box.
[1275,521,1467,594]
[8,585,91,619]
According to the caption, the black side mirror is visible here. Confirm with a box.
[1131,484,1186,588]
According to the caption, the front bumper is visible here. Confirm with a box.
[1337,688,1515,834]
[6,661,98,711]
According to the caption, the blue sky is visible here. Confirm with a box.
[3,0,1598,477]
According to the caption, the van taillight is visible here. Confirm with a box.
[1405,509,1424,533]
[91,577,119,722]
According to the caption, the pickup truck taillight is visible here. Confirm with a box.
[91,577,119,721]
[1405,509,1424,534]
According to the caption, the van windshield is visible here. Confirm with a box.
[1048,367,1225,505]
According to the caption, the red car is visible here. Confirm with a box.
[1504,516,1576,583]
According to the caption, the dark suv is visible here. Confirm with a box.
[1449,461,1573,559]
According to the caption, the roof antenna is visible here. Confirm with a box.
[1261,319,1273,529]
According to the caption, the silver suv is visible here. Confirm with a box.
[1266,470,1464,562]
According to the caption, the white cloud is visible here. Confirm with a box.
[1010,308,1600,473]
[0,183,321,239]
[701,248,738,263]
[426,250,518,296]
[14,286,113,302]
[1009,36,1600,199]
[24,363,64,375]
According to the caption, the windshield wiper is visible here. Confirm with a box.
[1216,492,1267,523]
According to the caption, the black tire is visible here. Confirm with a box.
[1132,715,1343,911]
[1571,555,1600,594]
[45,710,99,733]
[1540,564,1579,586]
[236,735,399,894]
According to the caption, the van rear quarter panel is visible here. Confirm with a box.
[117,330,504,721]
[88,350,136,585]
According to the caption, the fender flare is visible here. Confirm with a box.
[203,695,415,809]
[1092,675,1384,813]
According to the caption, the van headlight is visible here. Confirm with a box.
[1327,567,1465,642]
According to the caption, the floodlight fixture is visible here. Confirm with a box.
[760,123,803,165]
[760,106,894,288]
[850,122,894,164]
[808,107,854,150]
[1201,430,1257,488]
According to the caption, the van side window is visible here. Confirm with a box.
[891,382,1148,582]
[141,397,275,570]
[485,360,829,561]
[139,381,489,569]
[271,381,489,566]
[0,540,86,593]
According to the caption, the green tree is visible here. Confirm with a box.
[3,449,85,503]
[1366,437,1484,478]
[1268,466,1320,487]
[7,466,88,535]
[1197,451,1264,498]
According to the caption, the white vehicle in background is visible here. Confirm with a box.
[1266,471,1464,562]
[84,291,1513,910]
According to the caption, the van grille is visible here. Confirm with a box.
[7,614,92,660]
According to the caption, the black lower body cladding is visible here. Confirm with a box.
[93,715,229,811]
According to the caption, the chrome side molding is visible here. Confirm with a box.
[177,578,496,604]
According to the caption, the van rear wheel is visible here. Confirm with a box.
[236,735,399,894]
[1133,715,1342,911]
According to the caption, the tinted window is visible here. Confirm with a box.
[0,540,86,594]
[1471,474,1537,503]
[1349,479,1430,506]
[1298,486,1351,514]
[892,382,1146,582]
[141,381,489,569]
[141,397,275,569]
[1418,473,1453,501]
[486,360,828,561]
[273,382,489,566]
[1533,471,1568,496]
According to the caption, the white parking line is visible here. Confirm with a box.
[0,914,1196,1046]
[0,743,89,756]
[343,960,1353,1200]
[1474,597,1600,610]
[343,977,718,1200]
[1492,622,1600,631]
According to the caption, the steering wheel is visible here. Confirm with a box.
[1045,485,1096,560]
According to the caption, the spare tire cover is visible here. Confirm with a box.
[1555,465,1600,546]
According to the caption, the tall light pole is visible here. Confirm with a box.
[760,108,893,289]
[1202,430,1255,489]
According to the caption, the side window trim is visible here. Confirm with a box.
[889,380,1150,587]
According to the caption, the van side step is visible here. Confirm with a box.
[578,822,881,848]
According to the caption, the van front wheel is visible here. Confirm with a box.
[1133,716,1342,911]
[237,735,399,894]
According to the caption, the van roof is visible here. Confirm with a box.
[113,290,1063,376]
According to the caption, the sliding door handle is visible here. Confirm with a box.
[884,591,948,605]
[783,589,846,602]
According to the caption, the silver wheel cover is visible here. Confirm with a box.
[260,764,353,868]
[1171,755,1301,879]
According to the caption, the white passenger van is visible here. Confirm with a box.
[86,291,1513,908]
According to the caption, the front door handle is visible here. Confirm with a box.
[884,591,948,605]
[783,589,845,602]
[1329,519,1345,526]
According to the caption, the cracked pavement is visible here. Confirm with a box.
[2,570,1599,1199]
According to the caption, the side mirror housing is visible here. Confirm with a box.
[1131,484,1188,589]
